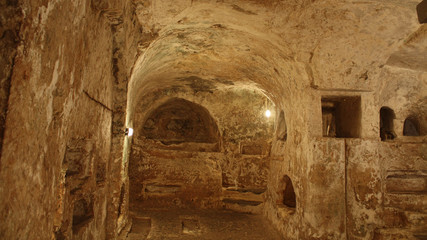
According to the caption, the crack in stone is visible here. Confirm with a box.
[83,90,112,112]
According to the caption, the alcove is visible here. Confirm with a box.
[278,175,296,209]
[403,116,420,136]
[322,96,361,138]
[72,197,94,232]
[380,107,396,141]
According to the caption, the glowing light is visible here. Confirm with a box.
[265,110,271,118]
[125,128,134,136]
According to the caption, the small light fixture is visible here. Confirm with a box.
[265,110,271,118]
[125,128,134,136]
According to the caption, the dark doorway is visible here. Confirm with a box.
[380,107,396,141]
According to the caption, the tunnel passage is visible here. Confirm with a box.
[122,4,305,237]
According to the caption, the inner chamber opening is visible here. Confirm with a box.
[128,89,277,213]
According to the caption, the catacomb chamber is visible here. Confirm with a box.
[0,1,426,240]
[128,88,278,212]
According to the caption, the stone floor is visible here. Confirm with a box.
[126,208,282,240]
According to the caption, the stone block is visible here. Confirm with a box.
[305,138,346,239]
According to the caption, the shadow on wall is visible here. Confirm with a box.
[276,110,287,142]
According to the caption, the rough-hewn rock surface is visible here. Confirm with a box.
[0,0,22,155]
[0,0,425,239]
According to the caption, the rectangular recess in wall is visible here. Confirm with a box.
[321,96,361,138]
[386,175,427,194]
[72,196,94,233]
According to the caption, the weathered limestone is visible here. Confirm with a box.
[0,0,140,239]
[0,0,425,239]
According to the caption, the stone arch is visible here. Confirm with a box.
[140,98,220,145]
[124,5,309,125]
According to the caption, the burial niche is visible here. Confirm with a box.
[403,116,420,136]
[322,96,361,138]
[280,175,296,208]
[142,98,220,146]
[72,196,94,232]
[380,107,396,141]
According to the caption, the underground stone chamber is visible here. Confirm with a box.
[118,11,305,236]
[124,80,288,239]
[1,1,426,240]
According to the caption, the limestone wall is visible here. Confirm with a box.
[0,0,140,239]
[0,1,425,240]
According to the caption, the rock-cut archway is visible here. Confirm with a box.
[129,97,223,210]
[119,3,312,239]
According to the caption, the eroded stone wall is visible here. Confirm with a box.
[0,0,425,240]
[0,0,141,239]
[0,0,22,156]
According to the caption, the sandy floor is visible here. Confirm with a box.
[126,208,282,240]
